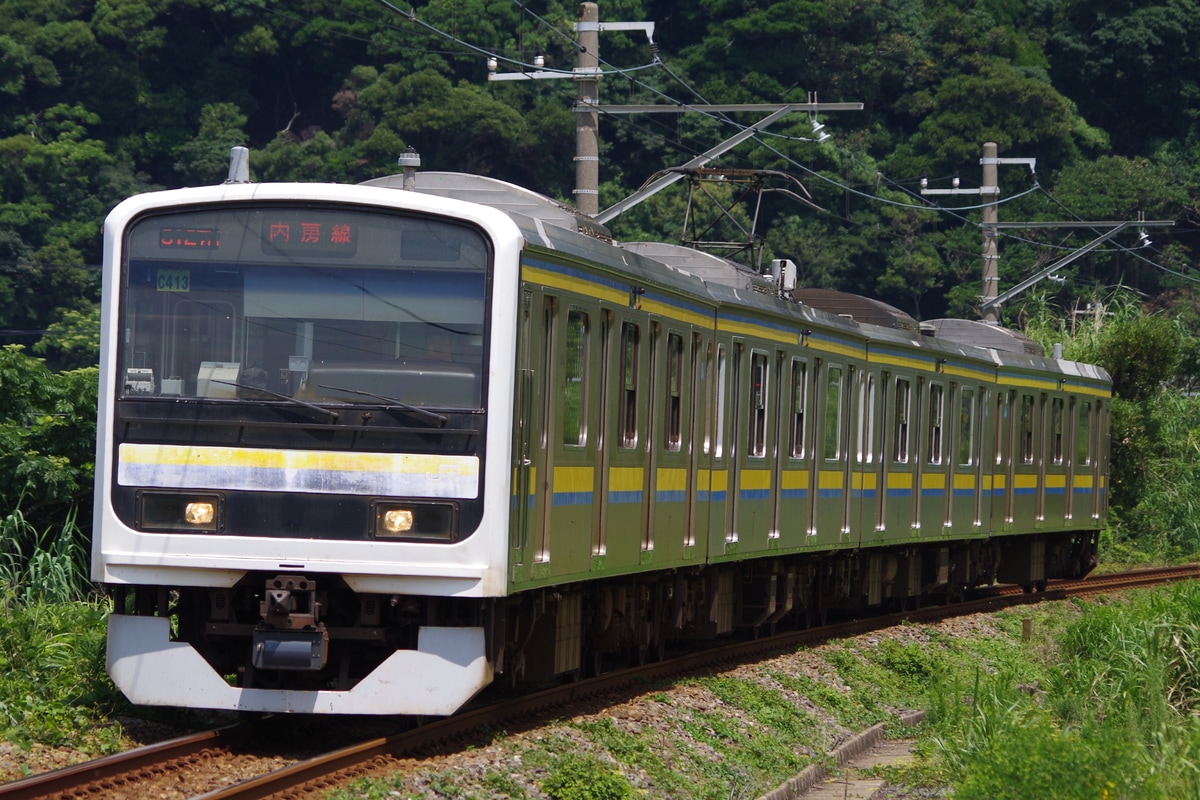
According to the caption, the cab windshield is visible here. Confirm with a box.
[119,204,491,410]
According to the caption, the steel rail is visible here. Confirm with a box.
[0,726,246,800]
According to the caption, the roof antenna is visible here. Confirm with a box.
[225,146,250,184]
[398,146,421,191]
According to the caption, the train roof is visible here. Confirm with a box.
[922,318,1044,356]
[361,171,614,242]
[360,171,1103,381]
[620,241,761,289]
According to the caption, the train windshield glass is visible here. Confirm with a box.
[119,204,491,410]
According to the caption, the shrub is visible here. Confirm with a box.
[540,753,632,800]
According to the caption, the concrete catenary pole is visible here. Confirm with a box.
[575,2,600,217]
[981,141,1000,325]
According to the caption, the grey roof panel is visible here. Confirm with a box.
[360,172,612,241]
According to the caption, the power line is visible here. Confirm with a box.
[355,0,1198,294]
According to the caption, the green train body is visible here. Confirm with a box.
[489,179,1105,676]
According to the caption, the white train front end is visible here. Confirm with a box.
[92,182,521,715]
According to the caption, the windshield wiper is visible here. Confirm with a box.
[211,379,340,421]
[317,384,448,426]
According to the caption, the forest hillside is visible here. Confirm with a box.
[2,0,1198,357]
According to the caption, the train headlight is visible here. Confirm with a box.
[136,491,223,533]
[382,508,414,534]
[184,501,215,525]
[372,501,457,541]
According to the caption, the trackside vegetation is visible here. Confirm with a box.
[1024,291,1200,560]
[931,583,1200,800]
[0,508,122,757]
[315,582,1200,799]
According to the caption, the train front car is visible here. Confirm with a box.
[92,183,520,715]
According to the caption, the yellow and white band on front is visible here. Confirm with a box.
[118,443,480,499]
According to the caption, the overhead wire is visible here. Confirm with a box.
[349,0,1197,288]
[360,0,704,153]
[369,0,662,75]
[1034,184,1199,280]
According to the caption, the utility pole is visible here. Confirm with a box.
[574,2,600,216]
[488,3,654,218]
[922,142,1035,325]
[980,142,1000,324]
[489,4,860,221]
[925,142,1175,323]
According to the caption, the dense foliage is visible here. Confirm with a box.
[0,345,96,532]
[934,583,1200,799]
[2,0,1197,338]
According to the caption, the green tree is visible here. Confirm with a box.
[1047,0,1200,154]
[1083,309,1193,552]
[349,67,544,182]
[33,304,100,371]
[174,102,249,186]
[908,58,1106,174]
[874,194,945,318]
[0,345,96,532]
[1096,312,1182,403]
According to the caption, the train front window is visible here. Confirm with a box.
[119,205,490,410]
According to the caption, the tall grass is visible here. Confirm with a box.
[932,583,1200,799]
[0,505,92,604]
[0,505,123,753]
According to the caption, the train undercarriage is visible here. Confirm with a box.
[110,530,1098,707]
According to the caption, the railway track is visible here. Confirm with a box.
[5,565,1195,800]
[0,726,258,800]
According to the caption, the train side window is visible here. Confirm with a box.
[893,378,911,463]
[1020,394,1035,464]
[958,388,975,466]
[995,392,1010,466]
[665,332,684,452]
[927,383,944,465]
[703,343,714,455]
[861,373,876,464]
[1077,401,1092,466]
[541,298,556,450]
[715,345,727,459]
[1051,397,1064,464]
[562,308,589,447]
[619,321,639,449]
[824,366,843,460]
[750,350,769,457]
[789,359,808,459]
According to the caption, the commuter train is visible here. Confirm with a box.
[92,159,1109,715]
